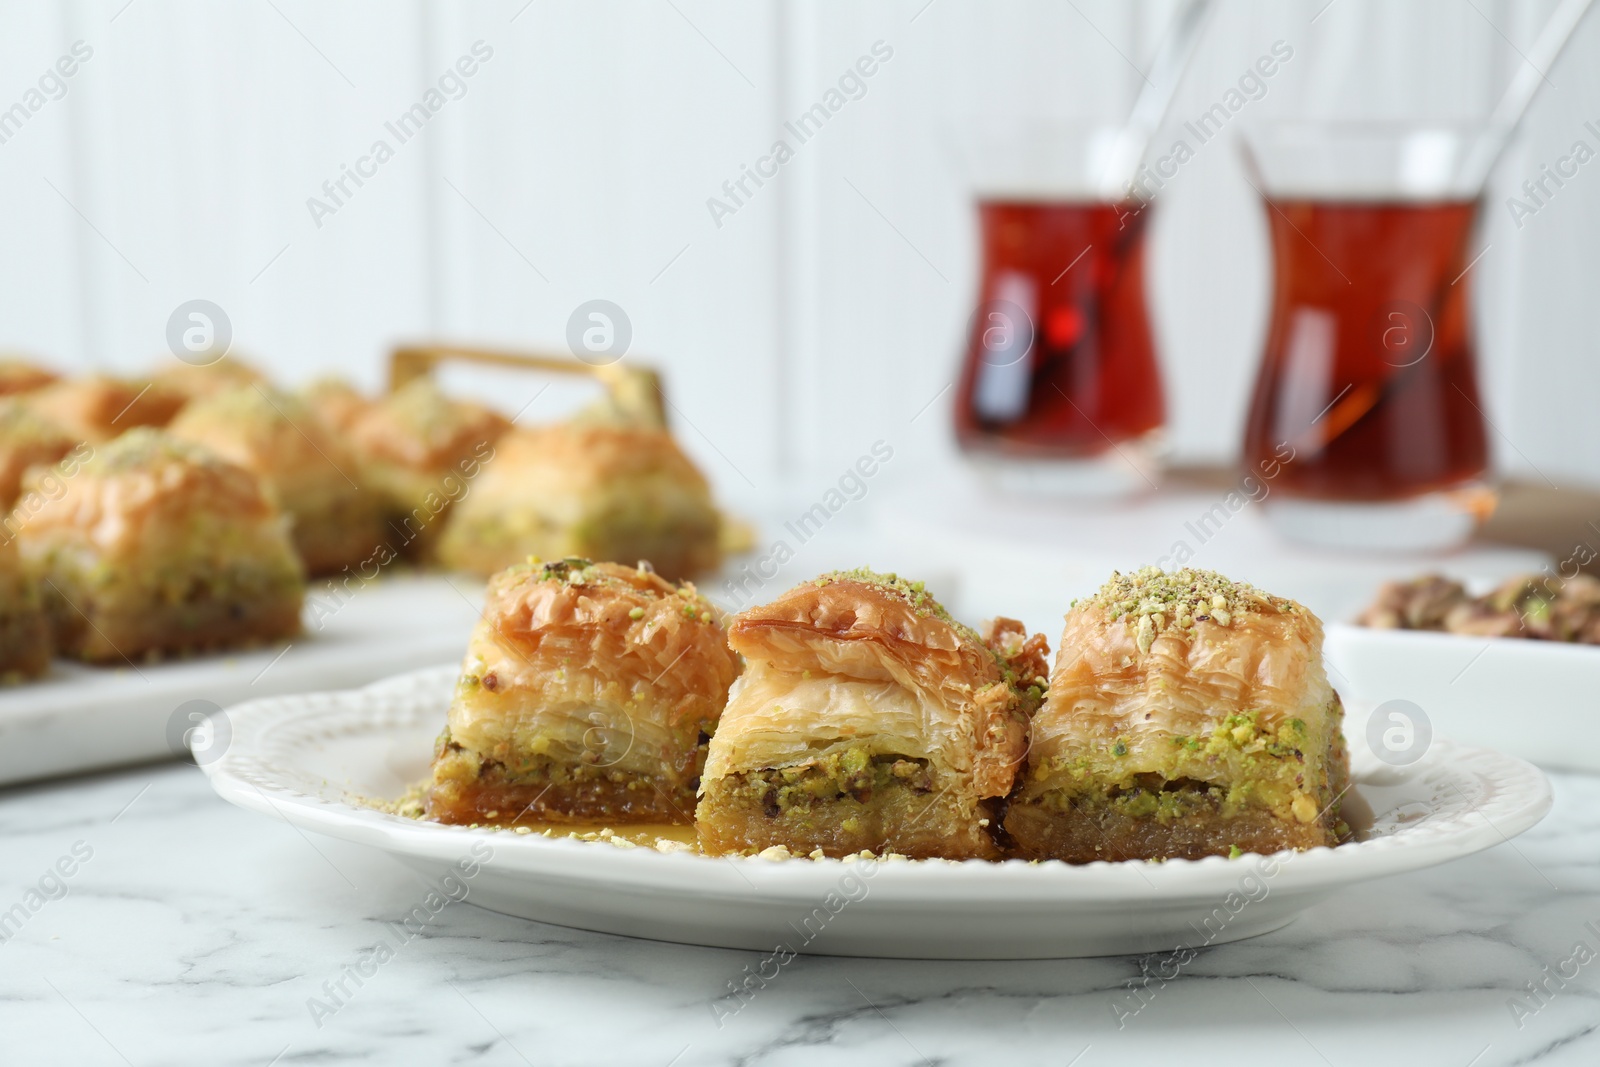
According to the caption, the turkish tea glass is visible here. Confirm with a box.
[954,124,1165,498]
[1240,123,1495,550]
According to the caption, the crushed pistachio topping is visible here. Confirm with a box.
[178,383,311,427]
[0,398,72,445]
[527,556,603,585]
[1086,566,1296,647]
[87,427,233,475]
[513,556,717,621]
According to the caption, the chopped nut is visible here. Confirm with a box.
[1136,614,1156,654]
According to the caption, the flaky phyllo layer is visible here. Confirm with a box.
[696,570,1048,857]
[428,558,740,823]
[706,573,1046,791]
[1016,567,1348,834]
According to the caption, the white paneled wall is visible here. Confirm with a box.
[2,0,1597,503]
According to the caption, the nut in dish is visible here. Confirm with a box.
[168,385,386,576]
[427,558,739,826]
[16,428,305,663]
[436,421,721,582]
[1359,572,1600,643]
[696,570,1049,860]
[1004,567,1350,862]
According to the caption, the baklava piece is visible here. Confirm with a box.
[0,536,50,682]
[301,376,373,436]
[437,422,721,582]
[0,399,78,510]
[16,428,304,663]
[1005,567,1349,862]
[346,379,509,559]
[168,385,386,575]
[153,355,264,403]
[0,357,58,396]
[27,374,186,442]
[697,570,1049,860]
[427,558,739,826]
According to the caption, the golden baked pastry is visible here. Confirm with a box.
[0,398,78,510]
[167,385,386,575]
[436,422,720,582]
[1004,567,1350,862]
[301,376,373,436]
[0,534,50,681]
[17,428,304,663]
[427,558,739,826]
[346,379,509,559]
[0,357,58,397]
[697,570,1049,860]
[153,355,264,402]
[27,374,186,442]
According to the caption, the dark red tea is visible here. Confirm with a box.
[1242,200,1489,500]
[954,201,1164,458]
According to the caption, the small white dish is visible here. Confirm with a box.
[1325,621,1600,773]
[201,665,1552,959]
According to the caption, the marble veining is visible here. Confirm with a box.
[0,763,1597,1066]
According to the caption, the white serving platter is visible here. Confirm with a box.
[0,574,482,786]
[1325,621,1600,774]
[202,665,1552,960]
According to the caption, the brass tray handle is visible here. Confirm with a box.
[388,344,667,429]
[386,343,754,556]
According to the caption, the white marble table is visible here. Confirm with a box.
[1,761,1597,1067]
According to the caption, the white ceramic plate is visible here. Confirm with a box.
[201,665,1552,960]
[1325,621,1600,774]
[0,575,482,786]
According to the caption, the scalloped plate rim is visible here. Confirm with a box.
[201,665,1554,905]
